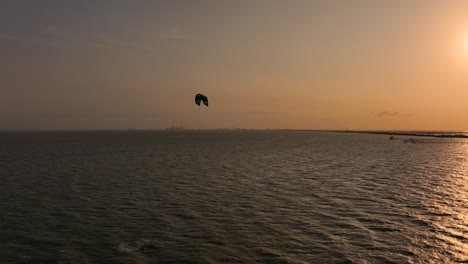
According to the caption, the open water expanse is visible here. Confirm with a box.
[0,131,467,263]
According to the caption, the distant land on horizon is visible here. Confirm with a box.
[1,128,467,138]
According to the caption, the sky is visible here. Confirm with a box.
[1,0,467,131]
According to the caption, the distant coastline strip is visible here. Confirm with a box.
[326,130,468,139]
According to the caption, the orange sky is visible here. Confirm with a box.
[1,1,467,130]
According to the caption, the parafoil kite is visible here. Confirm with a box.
[195,93,208,106]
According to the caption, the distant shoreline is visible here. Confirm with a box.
[319,130,468,139]
[0,129,467,138]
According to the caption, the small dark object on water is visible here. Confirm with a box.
[139,244,147,252]
[389,136,394,140]
[139,243,157,252]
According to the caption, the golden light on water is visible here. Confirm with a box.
[415,142,468,261]
[444,143,468,260]
[457,147,468,259]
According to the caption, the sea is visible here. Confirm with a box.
[0,130,467,264]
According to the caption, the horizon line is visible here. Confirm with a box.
[0,128,466,133]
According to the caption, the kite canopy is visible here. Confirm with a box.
[195,93,208,106]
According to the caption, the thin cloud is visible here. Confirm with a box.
[376,111,412,118]
[93,36,141,49]
[1,27,137,50]
[0,33,65,47]
[40,25,59,36]
[158,28,191,41]
[2,24,191,53]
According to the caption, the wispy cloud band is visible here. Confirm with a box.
[376,111,411,118]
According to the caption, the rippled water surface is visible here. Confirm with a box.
[1,131,467,263]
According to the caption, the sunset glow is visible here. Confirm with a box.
[1,2,468,262]
[0,1,467,131]
[464,33,468,58]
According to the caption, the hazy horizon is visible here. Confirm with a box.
[1,1,467,131]
[1,128,467,134]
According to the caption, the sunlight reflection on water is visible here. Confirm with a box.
[410,142,468,263]
[0,131,467,263]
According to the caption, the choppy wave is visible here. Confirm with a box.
[0,131,467,263]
